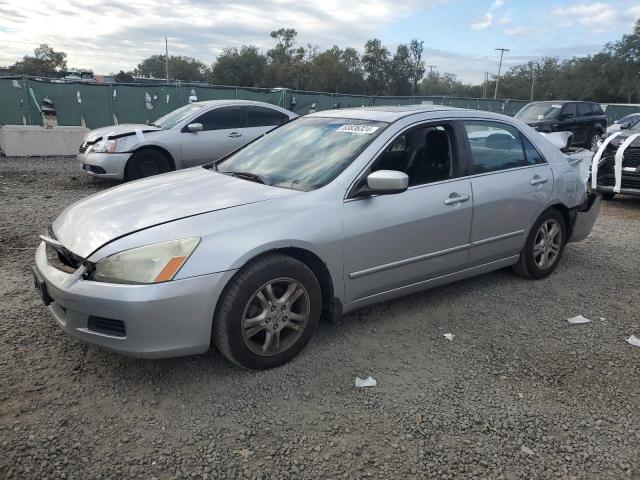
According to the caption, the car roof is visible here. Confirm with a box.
[193,99,289,109]
[306,105,462,122]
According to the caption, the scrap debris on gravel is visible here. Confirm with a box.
[1,156,639,479]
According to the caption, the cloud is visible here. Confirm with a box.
[470,0,506,30]
[550,2,636,31]
[0,0,438,73]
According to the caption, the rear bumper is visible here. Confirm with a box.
[77,152,130,180]
[34,242,234,358]
[568,193,601,243]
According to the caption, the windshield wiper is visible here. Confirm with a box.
[225,171,268,185]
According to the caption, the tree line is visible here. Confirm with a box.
[3,21,639,103]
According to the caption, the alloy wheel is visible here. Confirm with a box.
[533,219,562,269]
[241,277,310,356]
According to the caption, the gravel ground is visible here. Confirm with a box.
[1,156,639,480]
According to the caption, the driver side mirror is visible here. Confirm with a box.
[620,122,632,130]
[365,170,409,195]
[186,123,203,133]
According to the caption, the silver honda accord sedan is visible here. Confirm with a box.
[33,105,601,369]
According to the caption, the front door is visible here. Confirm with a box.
[343,121,473,303]
[181,106,246,167]
[461,120,554,266]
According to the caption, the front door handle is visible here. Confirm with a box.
[530,175,548,185]
[444,193,470,205]
[228,132,242,138]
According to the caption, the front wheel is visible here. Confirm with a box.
[513,209,566,279]
[125,149,171,181]
[212,254,322,369]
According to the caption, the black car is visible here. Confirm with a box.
[593,125,640,200]
[515,101,607,149]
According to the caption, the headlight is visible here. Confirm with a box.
[92,238,200,284]
[91,139,117,153]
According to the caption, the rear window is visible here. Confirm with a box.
[247,106,289,127]
[463,121,527,174]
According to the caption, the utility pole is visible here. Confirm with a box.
[165,37,170,82]
[426,65,437,79]
[483,72,490,98]
[530,67,536,102]
[494,47,509,99]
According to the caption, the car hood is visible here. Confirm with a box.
[52,168,300,258]
[83,124,161,143]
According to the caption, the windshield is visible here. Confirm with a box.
[516,103,563,121]
[152,104,203,129]
[216,117,388,191]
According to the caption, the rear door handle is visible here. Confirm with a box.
[444,193,470,205]
[228,132,242,138]
[530,175,548,185]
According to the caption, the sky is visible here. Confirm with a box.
[0,0,639,84]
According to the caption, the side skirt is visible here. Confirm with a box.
[342,255,520,314]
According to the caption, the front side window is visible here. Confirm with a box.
[562,103,577,117]
[196,106,245,131]
[370,123,456,186]
[247,107,289,127]
[217,117,388,191]
[464,121,527,174]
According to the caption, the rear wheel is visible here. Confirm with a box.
[212,254,322,369]
[587,130,602,150]
[513,208,566,279]
[125,149,171,181]
[601,192,615,200]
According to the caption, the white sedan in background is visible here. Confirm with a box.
[77,100,297,180]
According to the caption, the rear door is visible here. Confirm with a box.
[461,120,553,266]
[245,106,290,142]
[180,106,246,166]
[560,102,583,144]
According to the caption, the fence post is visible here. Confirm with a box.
[24,76,33,125]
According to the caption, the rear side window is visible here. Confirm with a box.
[195,106,245,131]
[592,104,605,115]
[247,107,289,127]
[577,103,592,116]
[522,136,545,165]
[463,121,527,174]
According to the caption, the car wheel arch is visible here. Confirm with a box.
[216,246,336,323]
[128,145,176,171]
[525,203,572,241]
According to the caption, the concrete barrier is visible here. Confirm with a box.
[0,125,89,156]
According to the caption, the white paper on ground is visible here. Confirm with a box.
[567,315,591,324]
[355,376,377,387]
[627,335,640,347]
[443,333,454,341]
[520,445,535,456]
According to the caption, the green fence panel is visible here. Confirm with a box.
[0,78,29,125]
[604,104,640,124]
[288,90,332,115]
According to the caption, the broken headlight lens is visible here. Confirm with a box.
[91,238,200,284]
[91,139,117,153]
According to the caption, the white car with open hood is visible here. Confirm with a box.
[77,100,297,180]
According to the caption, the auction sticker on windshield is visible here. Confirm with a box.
[336,124,380,134]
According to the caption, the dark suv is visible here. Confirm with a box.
[515,101,607,149]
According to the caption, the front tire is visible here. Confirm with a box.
[125,149,171,181]
[212,254,322,369]
[513,208,566,279]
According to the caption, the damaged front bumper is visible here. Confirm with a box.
[77,151,130,180]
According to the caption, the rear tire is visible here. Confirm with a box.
[587,130,601,150]
[513,208,566,279]
[601,192,615,200]
[125,149,171,181]
[212,254,322,370]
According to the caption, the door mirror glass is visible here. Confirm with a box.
[620,122,631,130]
[366,170,408,195]
[186,123,203,132]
